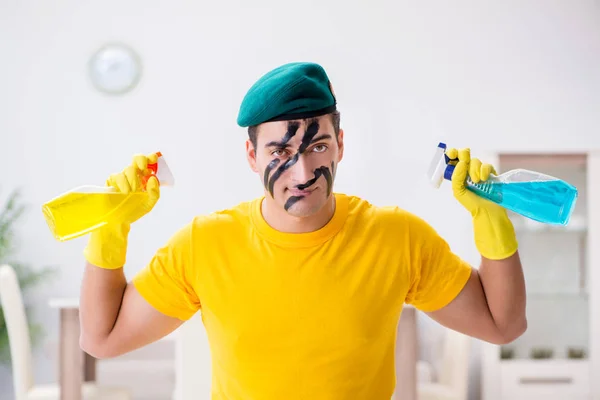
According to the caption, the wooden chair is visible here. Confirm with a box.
[0,264,131,400]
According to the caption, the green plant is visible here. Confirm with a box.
[530,347,554,359]
[500,346,515,360]
[568,347,586,359]
[0,189,57,364]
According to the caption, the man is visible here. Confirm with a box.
[79,62,527,399]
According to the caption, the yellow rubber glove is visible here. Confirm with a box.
[447,148,518,260]
[83,153,161,269]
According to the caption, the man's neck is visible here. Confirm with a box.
[261,195,336,234]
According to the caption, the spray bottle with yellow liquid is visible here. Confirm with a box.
[42,152,174,242]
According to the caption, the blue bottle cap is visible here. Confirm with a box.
[444,164,455,181]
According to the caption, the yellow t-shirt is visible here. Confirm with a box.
[133,193,471,400]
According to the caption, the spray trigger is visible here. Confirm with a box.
[142,152,175,188]
[427,142,456,188]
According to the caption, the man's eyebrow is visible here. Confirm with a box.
[264,140,291,148]
[265,121,300,148]
[310,134,332,143]
[264,133,333,149]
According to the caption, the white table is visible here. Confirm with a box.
[50,299,417,400]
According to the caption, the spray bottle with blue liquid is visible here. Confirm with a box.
[427,142,578,226]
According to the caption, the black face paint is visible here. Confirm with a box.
[285,164,334,211]
[263,122,300,195]
[284,196,303,211]
[296,165,333,193]
[267,120,321,196]
[298,121,320,154]
[296,168,324,190]
[322,165,333,196]
[266,119,337,211]
[281,121,300,145]
[268,153,299,196]
[263,159,280,190]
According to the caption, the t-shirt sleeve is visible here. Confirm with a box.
[404,213,472,312]
[132,221,201,321]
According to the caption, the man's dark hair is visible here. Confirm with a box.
[248,110,341,150]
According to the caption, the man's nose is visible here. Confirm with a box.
[290,154,315,185]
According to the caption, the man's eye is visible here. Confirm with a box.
[271,149,286,157]
[313,144,328,153]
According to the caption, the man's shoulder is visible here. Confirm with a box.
[160,199,257,253]
[341,193,435,234]
[187,197,257,232]
[342,193,416,221]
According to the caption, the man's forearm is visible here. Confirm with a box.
[79,262,127,353]
[478,250,527,341]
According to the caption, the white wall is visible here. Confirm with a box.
[1,1,599,399]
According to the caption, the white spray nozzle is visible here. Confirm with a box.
[427,142,450,189]
[146,152,175,187]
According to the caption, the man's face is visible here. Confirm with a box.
[247,114,344,218]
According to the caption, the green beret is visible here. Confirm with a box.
[237,62,337,127]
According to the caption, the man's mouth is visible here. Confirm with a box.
[287,188,314,197]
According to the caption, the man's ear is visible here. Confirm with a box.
[246,140,259,173]
[337,129,344,163]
